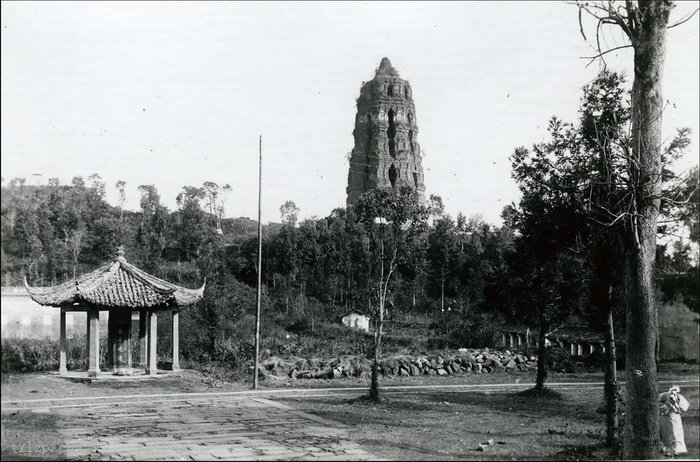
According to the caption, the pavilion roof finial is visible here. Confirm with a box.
[116,246,126,262]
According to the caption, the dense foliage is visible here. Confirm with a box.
[1,71,695,382]
[1,176,516,378]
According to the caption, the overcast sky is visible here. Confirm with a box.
[2,1,698,226]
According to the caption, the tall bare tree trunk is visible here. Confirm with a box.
[369,288,384,402]
[624,3,672,458]
[576,2,675,455]
[535,307,548,392]
[624,248,660,458]
[370,240,388,403]
[604,287,618,447]
[440,273,445,312]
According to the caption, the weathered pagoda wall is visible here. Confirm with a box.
[346,58,426,206]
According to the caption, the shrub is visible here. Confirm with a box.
[429,311,501,349]
[286,318,311,335]
[67,334,87,370]
[546,345,575,372]
[2,335,109,373]
[1,338,58,372]
[584,349,606,369]
[427,336,449,350]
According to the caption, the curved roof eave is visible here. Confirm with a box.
[23,259,205,308]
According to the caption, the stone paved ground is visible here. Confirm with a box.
[50,396,379,461]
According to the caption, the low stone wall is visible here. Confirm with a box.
[259,348,538,380]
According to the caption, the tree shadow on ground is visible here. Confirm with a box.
[418,389,601,423]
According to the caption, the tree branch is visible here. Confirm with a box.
[624,0,637,37]
[668,8,699,29]
[582,44,634,67]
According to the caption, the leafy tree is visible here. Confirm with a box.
[115,180,127,222]
[505,177,586,393]
[575,2,695,457]
[455,215,510,316]
[280,200,300,228]
[677,166,699,243]
[426,215,459,313]
[271,202,301,313]
[174,186,207,262]
[316,207,368,313]
[115,180,128,244]
[353,186,429,402]
[136,185,169,272]
[512,66,691,446]
[202,181,232,233]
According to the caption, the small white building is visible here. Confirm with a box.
[341,311,370,333]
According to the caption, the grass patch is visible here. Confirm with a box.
[345,395,379,405]
[278,387,635,460]
[552,443,616,461]
[0,411,64,461]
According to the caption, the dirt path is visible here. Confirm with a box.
[3,378,698,411]
[3,395,379,461]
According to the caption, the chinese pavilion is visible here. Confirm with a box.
[24,247,205,377]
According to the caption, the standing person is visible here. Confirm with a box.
[659,385,690,456]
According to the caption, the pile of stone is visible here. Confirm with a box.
[259,348,537,380]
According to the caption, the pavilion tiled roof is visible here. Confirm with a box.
[25,254,205,309]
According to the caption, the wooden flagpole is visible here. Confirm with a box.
[254,135,263,389]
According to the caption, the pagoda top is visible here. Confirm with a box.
[374,57,400,78]
[25,249,205,309]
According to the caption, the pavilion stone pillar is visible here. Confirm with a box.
[127,312,133,369]
[87,308,100,377]
[59,307,67,375]
[171,310,180,371]
[139,309,148,370]
[147,311,158,376]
